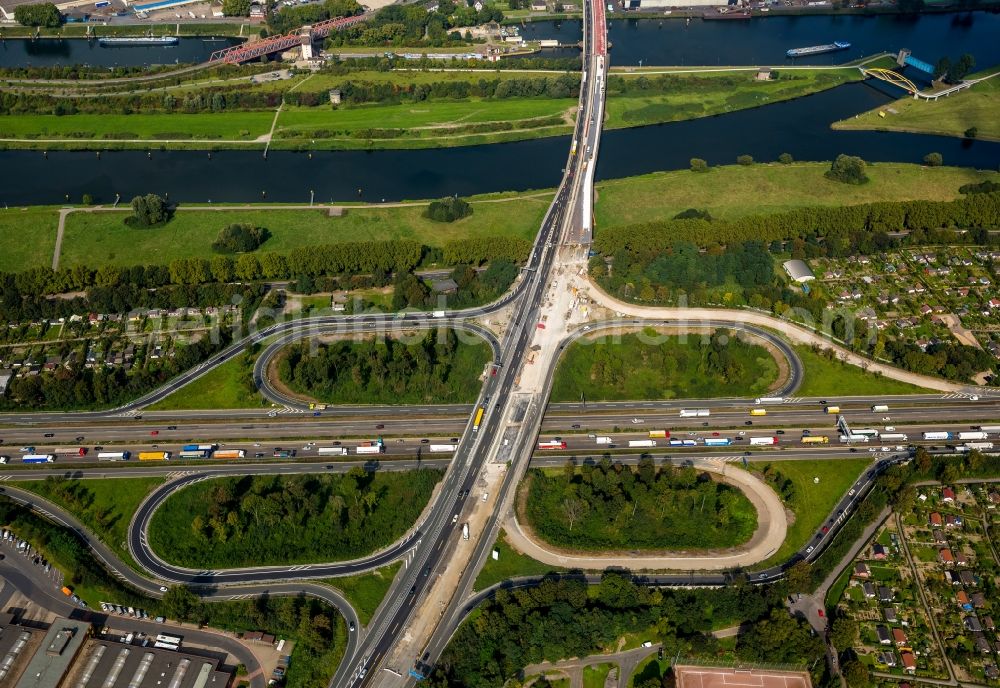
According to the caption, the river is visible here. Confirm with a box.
[522,11,1000,67]
[1,81,997,206]
[0,36,240,68]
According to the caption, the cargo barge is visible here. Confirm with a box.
[786,41,851,58]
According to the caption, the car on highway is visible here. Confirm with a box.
[822,525,830,533]
[572,424,581,429]
[806,545,814,554]
[802,429,811,436]
[75,436,85,441]
[450,437,459,442]
[631,418,644,424]
[376,424,385,429]
[421,439,429,444]
[349,622,355,632]
[18,447,33,453]
[776,430,785,435]
[43,433,54,438]
[159,586,168,592]
[313,411,322,416]
[150,430,159,436]
[167,426,177,430]
[745,421,753,426]
[712,432,720,436]
[452,514,458,523]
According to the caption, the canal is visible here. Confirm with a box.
[2,81,997,206]
[0,36,240,68]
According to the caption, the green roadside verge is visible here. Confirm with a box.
[13,476,164,574]
[324,561,401,626]
[749,458,871,569]
[795,345,934,396]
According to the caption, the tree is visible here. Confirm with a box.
[785,560,812,593]
[946,53,975,83]
[222,0,252,14]
[690,158,709,173]
[736,154,754,166]
[825,154,869,185]
[14,2,61,26]
[830,616,859,650]
[424,197,473,223]
[561,497,586,530]
[923,152,943,167]
[81,193,93,206]
[162,585,201,621]
[127,193,171,227]
[841,656,871,688]
[964,126,978,139]
[212,224,271,253]
[778,152,793,164]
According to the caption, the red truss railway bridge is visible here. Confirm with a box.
[209,12,370,64]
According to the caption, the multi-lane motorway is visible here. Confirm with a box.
[1,2,999,687]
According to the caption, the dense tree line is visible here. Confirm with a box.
[0,270,265,324]
[426,573,825,688]
[14,2,60,26]
[324,1,503,49]
[0,71,580,119]
[0,328,233,411]
[597,239,773,296]
[2,236,520,296]
[280,328,487,404]
[593,192,1000,253]
[526,459,756,550]
[268,0,362,35]
[392,260,517,310]
[149,470,442,567]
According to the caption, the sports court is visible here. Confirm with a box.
[674,665,812,688]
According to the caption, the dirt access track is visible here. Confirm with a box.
[503,462,788,571]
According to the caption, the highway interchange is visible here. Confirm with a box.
[2,4,1000,688]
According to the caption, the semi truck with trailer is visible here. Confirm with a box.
[318,447,349,456]
[679,409,710,418]
[97,451,130,461]
[429,444,457,452]
[138,451,171,461]
[749,436,778,446]
[922,431,953,441]
[629,439,656,448]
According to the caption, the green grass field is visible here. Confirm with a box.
[750,458,871,568]
[795,345,934,396]
[583,664,616,688]
[274,98,574,139]
[605,68,858,130]
[0,206,59,272]
[15,476,164,572]
[0,112,274,141]
[832,68,1000,141]
[57,195,549,269]
[473,532,565,591]
[593,162,999,226]
[550,330,778,402]
[326,561,401,626]
[147,353,265,411]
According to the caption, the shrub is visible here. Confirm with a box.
[778,152,794,164]
[673,208,713,221]
[690,158,709,173]
[424,197,472,223]
[825,154,869,185]
[125,193,172,228]
[81,194,93,206]
[211,224,271,253]
[737,154,754,166]
[923,152,943,167]
[964,126,978,139]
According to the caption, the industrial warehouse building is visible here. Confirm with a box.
[0,614,231,688]
[783,259,816,283]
